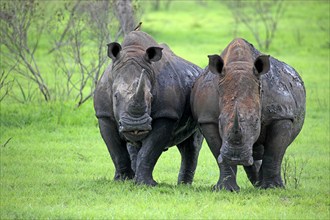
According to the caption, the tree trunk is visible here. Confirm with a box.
[115,0,135,36]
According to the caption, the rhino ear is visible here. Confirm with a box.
[208,55,224,75]
[107,42,122,60]
[145,47,163,62]
[254,55,270,76]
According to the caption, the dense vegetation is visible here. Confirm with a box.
[1,1,329,219]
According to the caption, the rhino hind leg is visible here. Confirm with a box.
[127,143,141,173]
[98,117,134,181]
[243,143,264,186]
[244,160,262,187]
[260,119,294,189]
[177,130,203,184]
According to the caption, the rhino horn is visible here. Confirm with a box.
[134,69,147,103]
[229,105,242,143]
[233,105,240,134]
[129,69,148,116]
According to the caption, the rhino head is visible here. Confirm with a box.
[208,44,270,166]
[107,42,163,142]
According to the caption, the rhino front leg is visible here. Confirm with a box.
[261,119,293,189]
[135,118,176,186]
[98,117,134,180]
[199,123,240,192]
[217,164,240,192]
[127,143,140,173]
[177,130,203,184]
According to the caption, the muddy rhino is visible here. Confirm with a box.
[94,30,203,186]
[191,38,305,191]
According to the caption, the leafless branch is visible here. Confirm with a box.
[47,0,82,54]
[0,0,51,101]
[1,0,140,106]
[0,69,14,102]
[225,0,286,51]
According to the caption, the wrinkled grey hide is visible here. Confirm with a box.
[94,31,203,186]
[191,38,305,191]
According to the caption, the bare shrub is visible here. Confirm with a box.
[50,0,142,107]
[282,155,308,189]
[225,0,286,51]
[0,0,140,106]
[0,69,14,102]
[49,0,121,106]
[0,0,51,101]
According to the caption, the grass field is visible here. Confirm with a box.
[1,1,329,219]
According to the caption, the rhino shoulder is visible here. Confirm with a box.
[261,57,306,124]
[191,70,219,124]
[94,66,113,118]
[150,53,202,121]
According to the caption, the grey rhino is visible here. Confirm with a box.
[94,30,203,186]
[191,38,305,191]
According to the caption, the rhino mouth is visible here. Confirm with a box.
[125,130,149,135]
[218,145,254,166]
[218,153,254,166]
[119,113,152,141]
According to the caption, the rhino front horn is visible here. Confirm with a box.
[134,69,147,102]
[233,105,241,135]
[128,69,148,116]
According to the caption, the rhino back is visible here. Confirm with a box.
[151,50,202,120]
[122,31,159,49]
[261,57,306,128]
[94,65,114,119]
[246,42,306,128]
[191,68,220,124]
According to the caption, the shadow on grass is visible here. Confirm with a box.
[73,176,215,194]
[71,175,298,200]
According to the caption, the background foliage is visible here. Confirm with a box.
[1,0,329,219]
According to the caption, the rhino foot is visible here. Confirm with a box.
[213,182,240,192]
[114,170,135,181]
[135,176,158,186]
[178,170,194,185]
[259,180,284,189]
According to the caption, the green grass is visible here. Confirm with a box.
[1,1,329,219]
